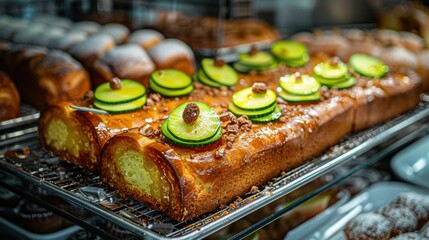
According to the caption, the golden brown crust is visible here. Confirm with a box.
[0,44,91,109]
[0,70,20,121]
[38,29,425,221]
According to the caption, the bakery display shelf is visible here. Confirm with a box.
[1,102,429,240]
[0,104,39,131]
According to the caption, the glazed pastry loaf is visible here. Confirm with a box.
[90,44,155,87]
[0,44,91,109]
[0,70,20,121]
[147,39,196,76]
[39,59,422,221]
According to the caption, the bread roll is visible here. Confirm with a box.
[0,19,27,41]
[127,29,164,50]
[11,23,47,44]
[48,31,87,51]
[99,23,129,44]
[0,44,91,109]
[69,33,115,68]
[0,70,20,121]
[147,39,195,76]
[69,21,100,35]
[90,44,155,87]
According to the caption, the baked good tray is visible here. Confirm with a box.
[1,101,429,239]
[0,104,39,131]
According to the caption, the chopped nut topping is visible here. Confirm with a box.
[252,82,267,94]
[110,77,122,90]
[159,70,165,76]
[182,103,200,125]
[250,186,259,193]
[226,124,239,134]
[237,115,252,131]
[215,147,225,158]
[214,58,226,67]
[138,124,156,137]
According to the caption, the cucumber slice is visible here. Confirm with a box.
[232,87,277,110]
[166,102,220,142]
[149,79,194,97]
[279,74,320,96]
[251,106,282,123]
[281,53,310,67]
[349,54,389,78]
[161,122,222,147]
[278,90,320,102]
[228,103,276,117]
[201,58,238,87]
[239,51,275,67]
[314,74,349,86]
[233,62,278,73]
[313,61,348,79]
[330,77,356,89]
[94,95,147,113]
[197,70,221,88]
[150,69,192,90]
[271,40,308,60]
[94,79,146,104]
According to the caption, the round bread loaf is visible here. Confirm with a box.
[70,21,100,35]
[90,44,155,87]
[128,29,164,49]
[100,23,129,44]
[69,33,116,67]
[0,70,20,121]
[148,38,195,76]
[48,31,87,51]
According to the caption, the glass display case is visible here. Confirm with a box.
[1,1,429,239]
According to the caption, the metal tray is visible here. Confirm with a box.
[0,104,39,132]
[1,102,429,239]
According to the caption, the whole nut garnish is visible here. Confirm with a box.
[252,82,267,94]
[110,77,122,90]
[249,45,258,56]
[182,103,200,125]
[214,58,226,67]
[327,57,340,66]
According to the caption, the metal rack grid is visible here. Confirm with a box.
[1,102,429,239]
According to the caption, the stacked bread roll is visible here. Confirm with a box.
[0,15,196,117]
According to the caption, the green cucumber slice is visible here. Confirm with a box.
[271,40,308,60]
[166,102,220,142]
[149,79,194,97]
[150,69,192,90]
[313,60,348,79]
[314,74,349,85]
[239,51,275,67]
[250,106,282,123]
[349,54,389,78]
[281,53,309,67]
[94,95,146,113]
[233,62,278,73]
[94,79,146,104]
[279,74,320,96]
[161,122,222,147]
[197,70,221,88]
[232,87,277,110]
[201,58,238,87]
[228,103,276,117]
[278,90,320,102]
[330,77,356,89]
